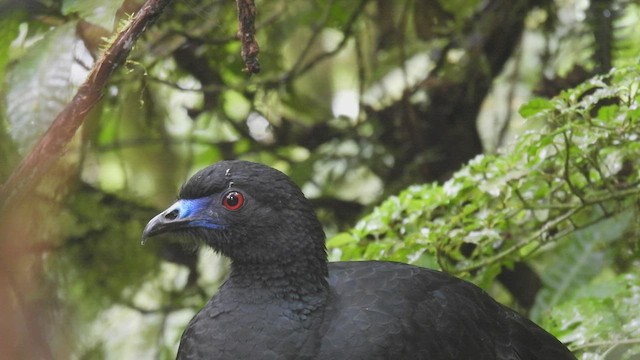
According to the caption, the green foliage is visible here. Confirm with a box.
[541,272,640,359]
[54,186,162,315]
[531,211,633,320]
[329,66,640,355]
[0,13,25,180]
[518,97,554,118]
[0,13,25,82]
[332,68,640,274]
[62,0,124,30]
[5,22,81,153]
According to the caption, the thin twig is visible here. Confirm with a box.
[284,0,370,83]
[561,130,587,204]
[286,0,338,80]
[571,338,640,351]
[453,185,640,274]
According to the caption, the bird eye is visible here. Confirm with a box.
[222,191,244,211]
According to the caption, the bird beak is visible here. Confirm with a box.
[141,197,224,245]
[142,201,191,244]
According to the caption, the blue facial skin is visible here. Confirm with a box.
[176,197,226,230]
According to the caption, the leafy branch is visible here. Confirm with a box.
[329,65,640,279]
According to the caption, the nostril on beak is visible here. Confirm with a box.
[165,209,179,220]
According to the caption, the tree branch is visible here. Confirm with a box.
[236,0,260,74]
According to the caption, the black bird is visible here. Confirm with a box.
[142,160,576,360]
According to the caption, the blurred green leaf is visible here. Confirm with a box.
[326,232,357,248]
[0,13,25,82]
[5,22,82,153]
[531,211,633,321]
[519,97,554,118]
[597,104,619,122]
[62,0,124,30]
[541,272,640,358]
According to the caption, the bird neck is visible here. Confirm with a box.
[227,256,329,302]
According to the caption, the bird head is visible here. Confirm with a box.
[142,161,327,266]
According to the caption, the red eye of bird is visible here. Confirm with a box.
[222,191,244,211]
